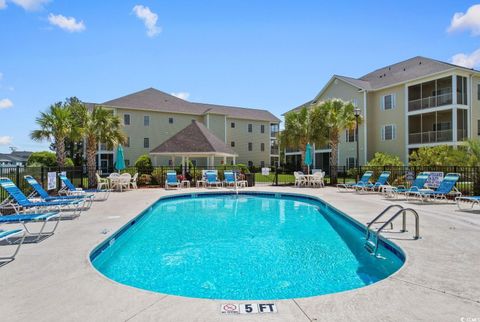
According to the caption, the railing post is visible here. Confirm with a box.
[275,165,278,186]
[16,165,20,190]
[41,166,45,188]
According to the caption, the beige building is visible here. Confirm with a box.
[285,56,480,168]
[90,88,280,169]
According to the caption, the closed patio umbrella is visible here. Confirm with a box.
[304,143,312,174]
[115,145,126,172]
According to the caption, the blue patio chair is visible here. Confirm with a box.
[0,212,60,242]
[337,171,373,191]
[406,173,461,202]
[386,172,430,198]
[206,172,221,188]
[24,175,94,209]
[0,228,26,263]
[165,172,180,190]
[456,195,480,211]
[354,171,390,192]
[223,171,236,187]
[0,177,84,218]
[58,174,110,201]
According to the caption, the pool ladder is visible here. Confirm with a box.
[364,204,420,255]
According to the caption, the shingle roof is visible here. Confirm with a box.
[150,120,236,155]
[101,88,280,122]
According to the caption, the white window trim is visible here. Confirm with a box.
[381,124,397,141]
[381,93,396,110]
[345,128,357,142]
[124,113,131,125]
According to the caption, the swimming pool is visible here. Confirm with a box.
[91,192,404,300]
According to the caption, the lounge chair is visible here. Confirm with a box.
[206,172,222,188]
[223,171,243,188]
[0,228,26,263]
[383,172,430,199]
[337,171,373,191]
[58,173,110,201]
[0,212,60,242]
[165,172,180,190]
[406,173,461,202]
[0,177,84,217]
[456,196,480,211]
[24,175,94,209]
[355,171,391,192]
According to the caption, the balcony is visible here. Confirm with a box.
[408,129,467,144]
[270,145,279,155]
[408,93,452,112]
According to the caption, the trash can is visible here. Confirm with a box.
[245,173,255,187]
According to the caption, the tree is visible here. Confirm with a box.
[72,103,126,187]
[27,151,74,167]
[281,106,325,168]
[315,99,361,177]
[30,102,72,167]
[135,154,154,175]
[466,139,480,166]
[366,152,404,167]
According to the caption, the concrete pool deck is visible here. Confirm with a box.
[1,186,479,321]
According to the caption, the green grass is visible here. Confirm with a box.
[254,173,295,184]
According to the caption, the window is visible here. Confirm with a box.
[144,138,150,148]
[352,98,358,107]
[433,122,451,131]
[248,124,253,132]
[477,83,480,101]
[260,143,265,151]
[125,160,130,167]
[381,124,396,141]
[125,137,130,147]
[260,161,265,168]
[248,142,253,151]
[248,161,253,167]
[124,114,130,125]
[346,157,356,169]
[457,76,468,105]
[477,120,480,135]
[346,128,356,142]
[231,141,235,147]
[169,117,174,124]
[261,125,265,133]
[381,94,395,110]
[144,115,150,126]
[231,122,235,128]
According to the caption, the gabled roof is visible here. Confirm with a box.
[101,88,280,122]
[150,120,236,156]
[285,56,480,115]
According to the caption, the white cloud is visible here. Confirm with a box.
[0,98,13,109]
[48,13,86,32]
[171,92,190,100]
[448,4,480,36]
[0,136,13,145]
[0,0,7,10]
[9,0,50,11]
[132,5,161,37]
[451,48,480,68]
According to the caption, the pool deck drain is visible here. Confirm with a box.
[1,186,479,321]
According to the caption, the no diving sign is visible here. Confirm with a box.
[221,303,277,314]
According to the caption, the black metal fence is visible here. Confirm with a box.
[2,164,480,202]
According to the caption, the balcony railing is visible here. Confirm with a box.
[270,146,279,155]
[408,129,467,144]
[270,131,279,137]
[408,93,452,112]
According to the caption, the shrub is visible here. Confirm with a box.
[64,158,74,167]
[137,174,153,186]
[135,154,153,174]
[366,152,404,167]
[409,145,469,166]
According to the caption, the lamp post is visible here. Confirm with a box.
[354,108,361,170]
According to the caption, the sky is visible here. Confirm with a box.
[1,0,480,153]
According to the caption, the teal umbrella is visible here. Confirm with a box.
[115,145,126,172]
[304,143,312,174]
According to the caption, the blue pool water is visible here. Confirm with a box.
[91,193,404,300]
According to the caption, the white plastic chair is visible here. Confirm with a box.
[130,173,138,189]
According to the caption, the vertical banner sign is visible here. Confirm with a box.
[47,172,57,190]
[426,172,444,188]
[60,171,67,188]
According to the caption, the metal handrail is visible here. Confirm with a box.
[372,208,420,254]
[365,204,404,240]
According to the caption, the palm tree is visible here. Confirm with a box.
[30,102,72,167]
[281,106,326,168]
[315,99,360,178]
[72,103,125,187]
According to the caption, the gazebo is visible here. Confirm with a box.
[149,120,238,167]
